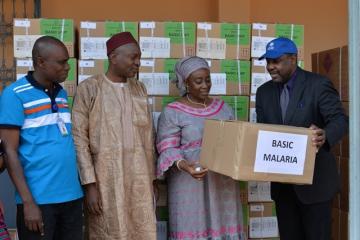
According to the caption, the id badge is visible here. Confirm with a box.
[57,117,69,136]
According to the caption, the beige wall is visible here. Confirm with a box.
[250,0,348,69]
[41,0,348,70]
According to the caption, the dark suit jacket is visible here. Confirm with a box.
[256,68,348,204]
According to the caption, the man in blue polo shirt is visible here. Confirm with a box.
[0,36,83,240]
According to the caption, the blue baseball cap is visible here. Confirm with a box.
[259,37,298,60]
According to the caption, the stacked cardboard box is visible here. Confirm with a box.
[196,22,251,60]
[79,21,138,59]
[13,18,76,110]
[139,21,195,59]
[312,46,349,240]
[251,23,304,60]
[13,18,75,58]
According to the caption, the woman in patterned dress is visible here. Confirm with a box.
[156,56,245,240]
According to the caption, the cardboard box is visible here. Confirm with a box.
[78,59,109,84]
[79,21,138,59]
[248,202,279,238]
[139,59,179,96]
[251,59,304,95]
[218,96,249,121]
[249,95,257,123]
[313,46,348,102]
[140,59,251,96]
[200,120,317,184]
[16,58,77,96]
[208,60,251,95]
[248,181,273,202]
[157,221,168,240]
[156,206,169,221]
[139,21,195,58]
[251,59,271,95]
[239,181,248,203]
[196,22,251,60]
[251,23,304,60]
[317,47,341,94]
[13,18,74,58]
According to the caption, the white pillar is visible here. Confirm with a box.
[349,0,360,239]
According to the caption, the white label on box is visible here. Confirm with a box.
[249,217,279,238]
[252,23,268,30]
[14,35,43,58]
[197,22,212,30]
[78,75,92,84]
[250,107,257,123]
[251,36,275,58]
[138,73,169,95]
[248,181,272,202]
[250,95,256,102]
[254,131,308,175]
[16,74,27,80]
[141,59,155,67]
[16,60,33,67]
[139,37,171,58]
[197,37,226,59]
[209,73,226,95]
[206,60,212,67]
[251,73,272,94]
[79,60,95,68]
[254,59,267,67]
[157,221,168,240]
[140,22,156,29]
[14,19,31,27]
[80,37,109,59]
[80,21,97,29]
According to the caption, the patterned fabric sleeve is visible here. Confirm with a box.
[71,79,97,185]
[156,107,183,178]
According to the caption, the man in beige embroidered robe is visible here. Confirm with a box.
[71,32,156,240]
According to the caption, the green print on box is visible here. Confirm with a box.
[105,21,138,39]
[163,59,178,80]
[40,19,73,42]
[220,60,250,84]
[66,58,76,82]
[220,23,250,45]
[162,96,180,109]
[103,60,110,72]
[275,24,304,47]
[164,22,195,44]
[221,96,249,121]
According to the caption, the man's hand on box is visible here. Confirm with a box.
[310,124,326,152]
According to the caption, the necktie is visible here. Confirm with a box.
[280,83,289,122]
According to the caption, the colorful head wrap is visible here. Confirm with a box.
[174,56,210,95]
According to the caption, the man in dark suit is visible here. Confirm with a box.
[256,37,348,240]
